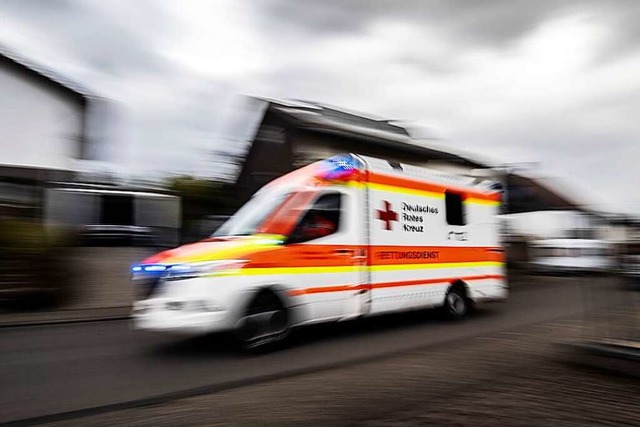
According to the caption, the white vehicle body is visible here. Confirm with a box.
[529,239,614,274]
[132,154,507,339]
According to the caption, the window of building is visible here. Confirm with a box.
[288,193,342,244]
[445,191,465,226]
[101,195,134,226]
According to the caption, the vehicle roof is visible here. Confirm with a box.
[356,154,500,194]
[261,153,501,197]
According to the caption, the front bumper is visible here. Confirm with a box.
[132,299,231,335]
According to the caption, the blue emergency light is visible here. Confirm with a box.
[320,154,363,180]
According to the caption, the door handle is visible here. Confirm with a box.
[333,248,354,256]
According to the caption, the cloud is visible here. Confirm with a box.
[1,0,639,212]
[0,0,182,85]
[256,0,564,48]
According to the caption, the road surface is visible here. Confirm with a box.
[0,275,623,424]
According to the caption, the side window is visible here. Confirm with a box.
[445,191,465,226]
[288,193,342,244]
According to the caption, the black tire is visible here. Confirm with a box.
[443,286,470,320]
[236,290,290,351]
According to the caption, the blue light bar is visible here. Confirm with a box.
[320,154,363,180]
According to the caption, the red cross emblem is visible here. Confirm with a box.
[377,201,398,230]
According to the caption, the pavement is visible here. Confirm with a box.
[0,247,154,328]
[0,275,630,425]
[38,310,640,426]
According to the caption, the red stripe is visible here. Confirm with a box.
[287,274,504,296]
[370,274,504,289]
[369,172,501,202]
[247,245,504,269]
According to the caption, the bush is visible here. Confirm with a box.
[166,176,238,243]
[0,217,77,310]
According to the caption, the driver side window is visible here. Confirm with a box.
[288,193,342,244]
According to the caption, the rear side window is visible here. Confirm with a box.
[445,191,465,226]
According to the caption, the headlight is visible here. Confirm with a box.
[132,260,247,281]
[165,299,225,312]
[131,264,169,280]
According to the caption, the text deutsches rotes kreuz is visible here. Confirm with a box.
[401,202,438,233]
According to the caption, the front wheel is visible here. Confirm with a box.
[235,291,290,351]
[443,287,470,320]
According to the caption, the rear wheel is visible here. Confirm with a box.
[236,290,289,350]
[443,286,470,320]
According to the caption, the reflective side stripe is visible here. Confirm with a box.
[369,182,501,206]
[239,266,361,275]
[369,274,504,289]
[245,245,504,269]
[368,182,444,200]
[464,197,501,206]
[238,261,504,276]
[287,274,505,296]
[369,171,500,201]
[371,261,504,272]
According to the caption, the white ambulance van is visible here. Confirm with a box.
[132,154,506,348]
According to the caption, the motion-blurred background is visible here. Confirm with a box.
[1,0,639,314]
[2,2,640,425]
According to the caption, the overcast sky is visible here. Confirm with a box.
[0,0,639,214]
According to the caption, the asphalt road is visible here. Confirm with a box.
[0,275,625,424]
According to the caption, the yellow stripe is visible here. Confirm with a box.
[367,182,499,207]
[239,266,359,275]
[343,181,365,188]
[368,182,444,199]
[169,235,285,264]
[464,198,501,207]
[236,261,504,276]
[335,181,500,206]
[371,261,504,272]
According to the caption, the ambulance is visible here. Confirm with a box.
[132,154,507,348]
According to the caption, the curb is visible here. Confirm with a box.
[558,340,640,378]
[0,308,131,329]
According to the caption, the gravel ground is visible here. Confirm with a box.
[42,316,640,427]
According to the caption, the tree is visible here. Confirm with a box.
[165,176,238,243]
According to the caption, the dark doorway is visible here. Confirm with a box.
[101,195,134,225]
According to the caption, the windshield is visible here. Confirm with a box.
[213,191,289,237]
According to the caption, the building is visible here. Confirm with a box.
[0,46,184,243]
[235,98,580,215]
[44,183,181,248]
[237,99,486,200]
[0,45,94,218]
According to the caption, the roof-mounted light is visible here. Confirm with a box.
[317,154,363,181]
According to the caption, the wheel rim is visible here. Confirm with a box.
[237,307,289,348]
[448,292,466,316]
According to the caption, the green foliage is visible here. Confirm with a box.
[165,176,240,242]
[0,217,77,309]
[167,177,235,210]
[0,217,45,255]
[0,218,76,254]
